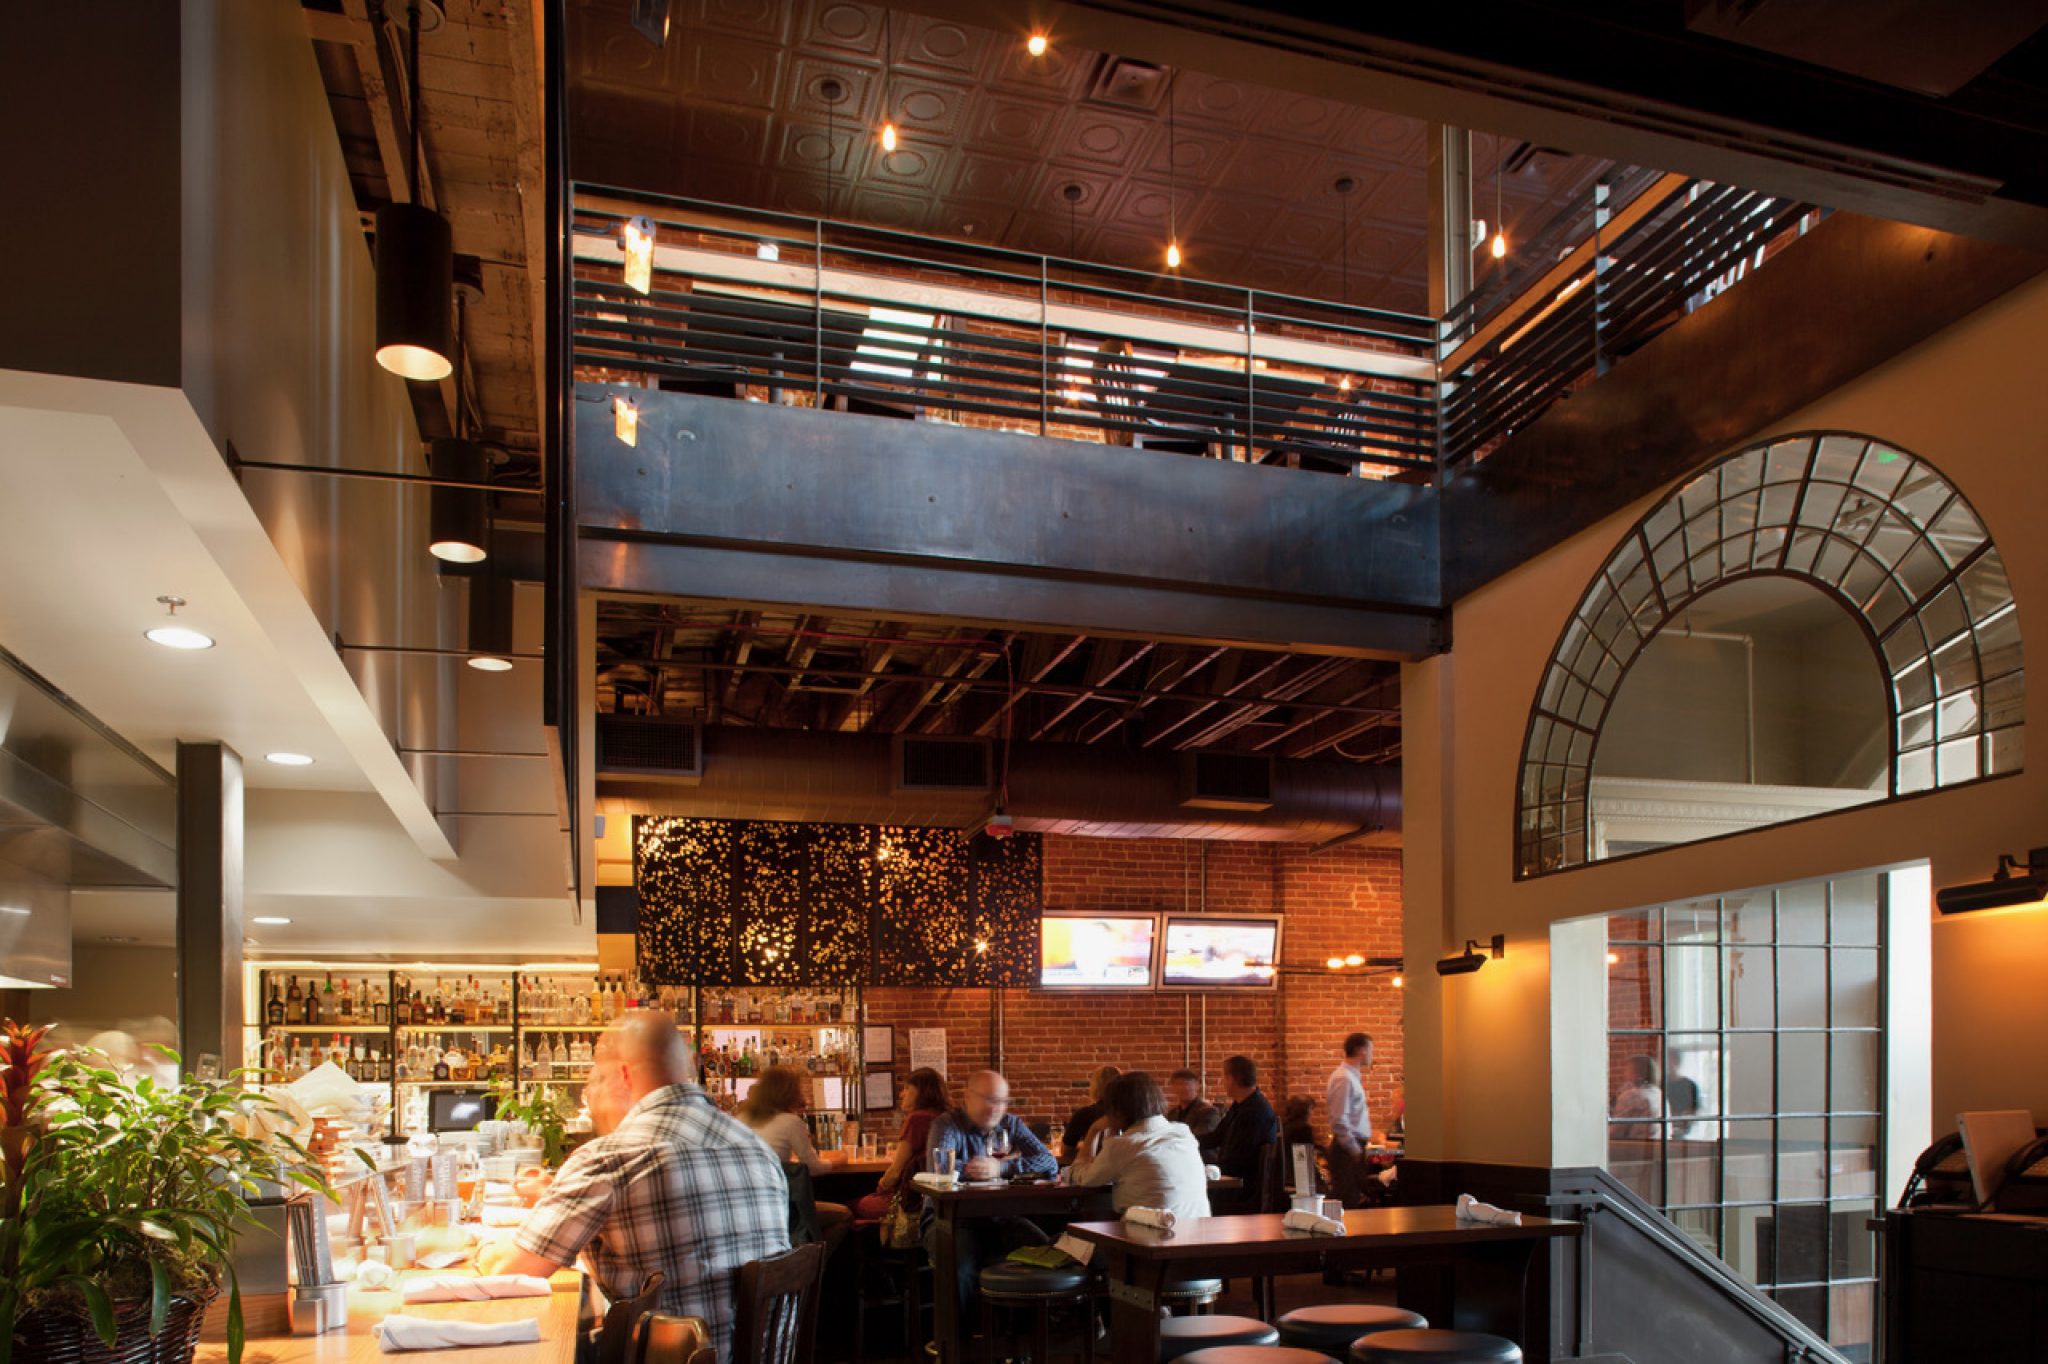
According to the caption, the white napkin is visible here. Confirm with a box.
[1122,1206,1176,1231]
[1281,1208,1347,1236]
[1203,1165,1222,1181]
[416,1250,469,1271]
[911,1171,958,1191]
[1456,1193,1522,1227]
[479,1204,528,1228]
[375,1315,543,1352]
[402,1275,553,1303]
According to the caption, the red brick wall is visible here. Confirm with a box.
[864,834,1404,1146]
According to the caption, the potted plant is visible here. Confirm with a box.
[489,1079,575,1169]
[0,1019,328,1364]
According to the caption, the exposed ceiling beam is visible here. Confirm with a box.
[1028,640,1156,740]
[1078,643,1229,745]
[1139,651,1293,749]
[973,633,1086,738]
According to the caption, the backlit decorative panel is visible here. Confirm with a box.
[636,816,1039,986]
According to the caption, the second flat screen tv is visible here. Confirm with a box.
[1161,915,1281,988]
[1040,913,1157,989]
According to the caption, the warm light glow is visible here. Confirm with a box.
[252,916,293,926]
[375,343,453,382]
[622,216,655,294]
[875,842,893,862]
[880,121,898,152]
[1344,953,1364,967]
[467,655,515,673]
[1326,956,1345,971]
[429,537,488,565]
[1490,229,1508,259]
[1251,963,1275,979]
[1165,239,1182,270]
[146,626,215,651]
[1606,950,1621,966]
[974,939,990,955]
[1026,32,1048,56]
[1337,376,1352,392]
[614,395,639,446]
[264,752,315,767]
[1391,974,1404,988]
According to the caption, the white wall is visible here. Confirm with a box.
[1403,270,2048,1168]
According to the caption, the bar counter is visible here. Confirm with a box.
[196,1268,586,1364]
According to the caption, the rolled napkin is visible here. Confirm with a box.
[1203,1164,1222,1181]
[1281,1208,1347,1236]
[402,1275,553,1304]
[375,1315,543,1353]
[479,1203,528,1228]
[1456,1193,1523,1227]
[1122,1206,1176,1231]
[354,1259,396,1290]
[911,1171,957,1191]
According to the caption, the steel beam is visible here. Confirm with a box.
[576,387,1444,659]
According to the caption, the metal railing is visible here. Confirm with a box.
[1549,1170,1852,1364]
[570,184,1439,476]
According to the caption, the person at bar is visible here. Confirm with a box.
[1067,1071,1212,1220]
[1165,1067,1222,1138]
[924,1069,1058,1315]
[1325,1031,1374,1206]
[1199,1054,1279,1189]
[738,1063,852,1255]
[1057,1064,1120,1162]
[478,1012,790,1364]
[853,1066,949,1220]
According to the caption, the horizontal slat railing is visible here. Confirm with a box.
[570,184,1440,477]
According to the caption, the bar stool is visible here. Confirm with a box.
[1179,1349,1338,1364]
[851,1225,926,1362]
[1274,1305,1428,1354]
[1158,1314,1280,1361]
[1159,1277,1225,1315]
[979,1261,1095,1364]
[1349,1330,1522,1362]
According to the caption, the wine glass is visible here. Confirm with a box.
[987,1125,1012,1172]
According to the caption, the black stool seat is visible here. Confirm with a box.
[1163,1278,1225,1297]
[1277,1305,1429,1352]
[1180,1349,1338,1364]
[1350,1330,1522,1363]
[1160,1315,1280,1361]
[979,1261,1092,1297]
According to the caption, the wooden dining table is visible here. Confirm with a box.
[1069,1206,1579,1364]
[195,1267,586,1364]
[925,1177,1242,1364]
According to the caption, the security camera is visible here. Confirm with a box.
[985,813,1016,839]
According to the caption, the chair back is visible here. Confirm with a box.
[593,1270,667,1364]
[630,1311,713,1364]
[731,1242,826,1364]
[783,1162,823,1245]
[1254,1140,1287,1213]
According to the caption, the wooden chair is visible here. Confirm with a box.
[591,1270,667,1364]
[731,1242,827,1364]
[630,1311,713,1364]
[783,1163,823,1246]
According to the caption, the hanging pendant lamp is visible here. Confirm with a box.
[375,1,454,381]
[428,286,487,562]
[466,571,515,671]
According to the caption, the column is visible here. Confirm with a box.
[176,741,244,1073]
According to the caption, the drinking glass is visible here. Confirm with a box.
[987,1127,1012,1167]
[934,1147,958,1181]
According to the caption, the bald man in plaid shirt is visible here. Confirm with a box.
[479,1012,791,1363]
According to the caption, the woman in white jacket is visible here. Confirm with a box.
[1068,1071,1212,1222]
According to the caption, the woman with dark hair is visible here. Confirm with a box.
[738,1064,851,1252]
[1058,1064,1121,1163]
[1068,1070,1212,1220]
[853,1066,949,1220]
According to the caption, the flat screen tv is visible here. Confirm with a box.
[1039,913,1158,989]
[1161,915,1281,989]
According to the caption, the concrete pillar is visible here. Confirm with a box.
[176,741,244,1074]
[1426,125,1473,323]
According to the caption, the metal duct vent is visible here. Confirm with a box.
[1179,752,1275,811]
[596,715,703,781]
[894,736,992,792]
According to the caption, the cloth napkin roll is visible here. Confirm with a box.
[1281,1208,1346,1236]
[911,1171,958,1191]
[1203,1164,1222,1181]
[1122,1206,1176,1231]
[375,1315,544,1353]
[1456,1193,1523,1227]
[401,1275,553,1304]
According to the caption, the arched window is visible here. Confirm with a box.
[1517,433,2024,878]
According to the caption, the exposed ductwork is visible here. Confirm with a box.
[598,727,1400,844]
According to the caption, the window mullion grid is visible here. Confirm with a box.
[1822,878,1836,1340]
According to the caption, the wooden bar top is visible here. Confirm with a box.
[196,1269,584,1364]
[1068,1204,1577,1260]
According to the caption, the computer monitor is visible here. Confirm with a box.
[428,1090,497,1133]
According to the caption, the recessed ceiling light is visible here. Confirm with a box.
[264,752,315,767]
[1026,32,1049,56]
[466,656,515,672]
[252,916,293,926]
[146,595,215,650]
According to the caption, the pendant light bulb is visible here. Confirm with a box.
[621,216,655,295]
[1491,229,1508,260]
[880,121,898,152]
[1026,32,1048,56]
[613,395,639,447]
[1165,239,1182,270]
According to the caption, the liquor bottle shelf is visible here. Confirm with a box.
[258,1024,392,1033]
[395,1024,514,1033]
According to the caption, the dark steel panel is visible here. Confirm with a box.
[1441,213,2048,601]
[176,743,245,1073]
[577,385,1441,639]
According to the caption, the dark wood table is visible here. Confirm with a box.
[926,1178,1242,1364]
[1070,1206,1579,1364]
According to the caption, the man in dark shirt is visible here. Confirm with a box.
[1200,1055,1280,1202]
[924,1070,1059,1317]
[1165,1068,1222,1138]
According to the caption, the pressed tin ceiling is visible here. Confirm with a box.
[565,0,1612,313]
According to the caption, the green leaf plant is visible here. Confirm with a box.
[487,1078,575,1168]
[0,1020,333,1364]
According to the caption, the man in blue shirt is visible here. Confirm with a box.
[924,1070,1058,1315]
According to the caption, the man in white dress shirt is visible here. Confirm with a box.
[1068,1071,1212,1221]
[1325,1032,1374,1207]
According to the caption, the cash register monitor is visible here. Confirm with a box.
[429,1089,497,1133]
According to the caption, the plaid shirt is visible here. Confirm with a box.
[515,1084,790,1363]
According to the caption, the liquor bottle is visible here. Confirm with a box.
[286,974,303,1021]
[448,981,466,1027]
[341,977,356,1025]
[587,976,603,1024]
[266,979,286,1027]
[316,973,333,1024]
[302,977,320,1025]
[393,978,410,1026]
[432,1045,451,1082]
[372,982,389,1026]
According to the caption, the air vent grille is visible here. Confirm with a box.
[596,715,703,779]
[895,736,992,791]
[1180,751,1274,811]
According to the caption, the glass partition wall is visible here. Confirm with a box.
[1604,871,1883,1359]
